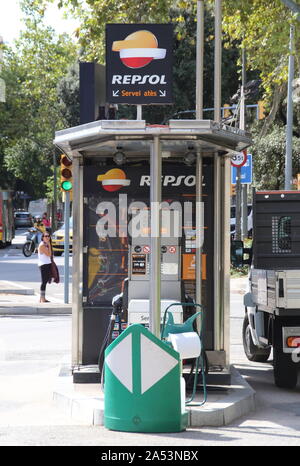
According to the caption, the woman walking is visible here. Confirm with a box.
[38,231,52,303]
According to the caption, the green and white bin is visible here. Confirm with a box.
[104,324,188,432]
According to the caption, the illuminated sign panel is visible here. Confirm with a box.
[106,24,173,104]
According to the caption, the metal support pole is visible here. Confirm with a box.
[214,0,222,122]
[213,0,222,351]
[235,47,246,241]
[137,105,142,120]
[242,184,248,239]
[52,153,57,233]
[214,153,221,350]
[221,155,231,365]
[71,154,82,366]
[64,190,70,304]
[196,0,204,120]
[196,152,203,335]
[285,24,294,190]
[149,136,162,338]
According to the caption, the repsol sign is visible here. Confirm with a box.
[106,23,173,104]
[140,175,196,187]
[111,75,167,85]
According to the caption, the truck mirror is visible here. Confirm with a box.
[231,240,244,268]
[231,240,252,267]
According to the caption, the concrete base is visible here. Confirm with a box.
[73,364,232,386]
[53,365,255,427]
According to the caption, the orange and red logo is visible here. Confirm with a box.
[97,169,131,192]
[112,30,166,69]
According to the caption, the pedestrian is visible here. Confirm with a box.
[38,231,52,303]
[34,216,46,245]
[42,212,51,230]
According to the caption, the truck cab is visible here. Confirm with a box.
[234,190,300,388]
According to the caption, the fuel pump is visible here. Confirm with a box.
[126,235,184,325]
[111,209,196,330]
[98,208,204,387]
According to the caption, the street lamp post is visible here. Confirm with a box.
[285,24,295,190]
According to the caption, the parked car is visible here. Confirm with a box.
[51,217,73,256]
[14,211,33,229]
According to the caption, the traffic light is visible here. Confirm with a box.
[223,103,231,118]
[60,155,73,192]
[258,100,266,120]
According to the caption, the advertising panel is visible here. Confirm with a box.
[106,23,173,104]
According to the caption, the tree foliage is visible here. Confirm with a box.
[213,0,300,102]
[252,124,300,189]
[0,15,78,197]
[57,62,80,128]
[14,0,300,192]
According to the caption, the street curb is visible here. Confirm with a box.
[53,365,256,427]
[0,289,35,295]
[0,281,35,295]
[0,305,72,315]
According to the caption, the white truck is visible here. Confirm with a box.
[232,190,300,389]
[28,199,47,219]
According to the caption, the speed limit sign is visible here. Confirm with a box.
[231,151,247,168]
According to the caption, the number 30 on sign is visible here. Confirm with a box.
[231,151,247,168]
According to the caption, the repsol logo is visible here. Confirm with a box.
[112,74,167,85]
[140,175,196,187]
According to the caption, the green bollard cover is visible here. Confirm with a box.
[104,324,188,433]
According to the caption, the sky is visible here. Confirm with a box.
[0,0,79,45]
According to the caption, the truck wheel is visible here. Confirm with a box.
[273,342,298,389]
[242,314,271,362]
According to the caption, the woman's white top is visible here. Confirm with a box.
[38,242,52,266]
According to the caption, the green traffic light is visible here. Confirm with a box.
[61,180,73,191]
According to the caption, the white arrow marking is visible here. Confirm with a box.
[113,90,120,97]
[140,333,178,394]
[105,333,133,393]
[159,90,166,97]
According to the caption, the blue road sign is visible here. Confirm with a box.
[232,154,252,184]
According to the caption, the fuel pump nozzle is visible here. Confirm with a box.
[111,293,123,317]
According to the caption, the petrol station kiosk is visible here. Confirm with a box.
[54,23,252,388]
[55,118,251,384]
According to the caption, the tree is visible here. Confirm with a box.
[26,0,242,124]
[210,0,300,131]
[24,0,174,61]
[0,15,78,198]
[252,124,300,189]
[57,62,80,128]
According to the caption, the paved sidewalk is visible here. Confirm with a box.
[0,276,256,427]
[230,276,248,295]
[0,280,35,295]
[0,280,71,315]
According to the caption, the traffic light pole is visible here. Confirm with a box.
[52,153,57,233]
[64,190,70,304]
[235,47,246,242]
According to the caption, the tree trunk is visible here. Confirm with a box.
[259,84,285,138]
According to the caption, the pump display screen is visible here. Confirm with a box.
[132,254,147,275]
